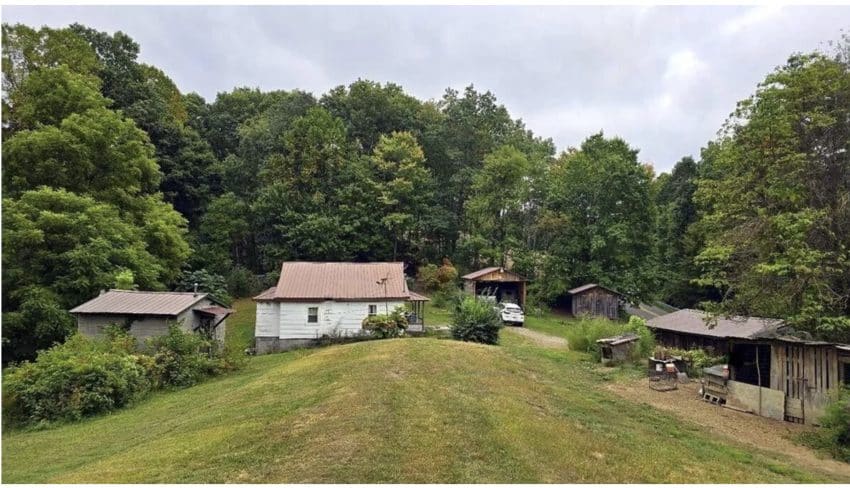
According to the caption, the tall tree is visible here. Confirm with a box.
[540,133,658,302]
[694,47,850,341]
[461,145,531,268]
[371,131,433,261]
[654,156,710,307]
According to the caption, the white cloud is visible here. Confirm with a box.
[721,5,784,36]
[663,49,708,83]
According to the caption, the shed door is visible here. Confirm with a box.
[784,344,806,423]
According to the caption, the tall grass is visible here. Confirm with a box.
[564,316,655,362]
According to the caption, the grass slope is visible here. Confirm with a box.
[3,304,846,483]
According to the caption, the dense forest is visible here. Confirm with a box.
[3,23,849,363]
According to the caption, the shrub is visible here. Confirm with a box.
[176,268,231,304]
[146,324,221,388]
[226,266,262,298]
[417,259,458,293]
[800,387,850,462]
[626,316,656,359]
[564,318,627,361]
[451,296,502,345]
[659,347,727,376]
[361,306,408,339]
[431,287,462,309]
[3,333,151,424]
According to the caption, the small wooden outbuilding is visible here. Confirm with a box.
[462,267,528,307]
[597,333,640,365]
[567,283,623,320]
[647,309,850,424]
[70,290,232,343]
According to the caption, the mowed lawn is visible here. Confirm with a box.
[3,302,847,483]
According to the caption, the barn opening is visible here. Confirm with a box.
[730,342,771,386]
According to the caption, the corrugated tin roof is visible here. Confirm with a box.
[258,262,409,301]
[461,266,527,281]
[70,290,211,316]
[567,283,624,296]
[195,306,235,316]
[254,287,277,301]
[596,333,640,345]
[646,309,784,339]
[408,291,430,302]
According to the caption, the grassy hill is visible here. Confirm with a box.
[3,302,847,483]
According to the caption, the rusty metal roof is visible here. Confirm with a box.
[195,306,235,316]
[408,291,430,302]
[257,262,409,301]
[567,283,623,296]
[254,287,277,301]
[647,309,784,339]
[461,267,527,281]
[70,290,211,316]
[596,333,640,346]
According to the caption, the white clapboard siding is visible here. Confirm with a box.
[270,300,405,339]
[255,301,280,337]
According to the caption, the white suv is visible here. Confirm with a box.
[498,303,525,326]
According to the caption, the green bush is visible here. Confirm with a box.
[146,324,221,388]
[361,306,409,339]
[800,387,850,462]
[176,268,231,304]
[417,259,458,293]
[4,324,243,426]
[659,347,727,376]
[226,266,262,298]
[626,316,656,360]
[564,318,627,361]
[431,287,463,309]
[451,296,502,345]
[3,334,151,424]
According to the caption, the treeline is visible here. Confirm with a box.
[3,23,849,363]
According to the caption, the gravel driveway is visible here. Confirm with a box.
[504,326,569,348]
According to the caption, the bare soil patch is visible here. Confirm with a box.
[605,376,850,480]
[504,326,568,348]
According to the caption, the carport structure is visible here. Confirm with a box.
[461,266,528,308]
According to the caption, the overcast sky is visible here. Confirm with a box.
[4,5,849,172]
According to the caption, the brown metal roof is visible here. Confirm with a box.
[646,309,784,339]
[408,291,430,302]
[70,290,211,316]
[254,287,277,301]
[461,267,527,281]
[195,306,235,316]
[567,283,623,296]
[258,262,409,301]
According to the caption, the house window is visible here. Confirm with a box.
[368,305,377,316]
[307,307,319,324]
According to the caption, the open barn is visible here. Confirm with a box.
[462,267,528,308]
[647,309,850,424]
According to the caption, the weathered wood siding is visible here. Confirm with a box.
[770,343,841,424]
[571,289,620,319]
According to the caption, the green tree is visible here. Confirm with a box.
[370,131,433,261]
[694,48,850,341]
[654,156,711,307]
[461,145,531,268]
[540,133,658,302]
[2,188,166,363]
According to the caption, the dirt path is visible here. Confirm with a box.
[504,327,568,348]
[605,377,850,480]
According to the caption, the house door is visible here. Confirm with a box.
[784,344,806,423]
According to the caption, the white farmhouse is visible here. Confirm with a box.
[253,262,427,353]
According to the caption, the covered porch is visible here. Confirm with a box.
[406,292,430,332]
